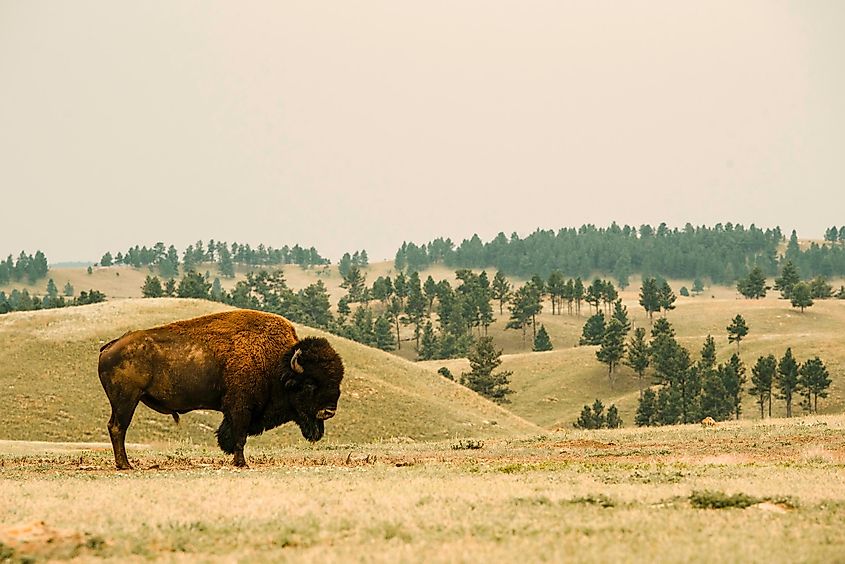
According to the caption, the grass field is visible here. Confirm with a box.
[2,415,845,562]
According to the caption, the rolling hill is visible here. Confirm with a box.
[421,292,845,429]
[3,261,844,433]
[0,298,539,447]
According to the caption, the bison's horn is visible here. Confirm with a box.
[291,348,304,374]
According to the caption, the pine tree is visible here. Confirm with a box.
[691,278,705,295]
[723,354,746,420]
[374,314,395,351]
[177,271,211,299]
[584,279,603,314]
[371,275,394,303]
[606,301,625,332]
[624,327,650,397]
[579,312,606,346]
[46,279,58,300]
[639,277,661,323]
[749,354,776,418]
[726,314,749,352]
[601,281,618,314]
[699,369,731,421]
[809,276,833,299]
[597,318,626,387]
[785,230,801,263]
[532,324,553,352]
[774,261,800,299]
[351,306,376,346]
[423,275,438,314]
[790,282,813,312]
[341,265,367,303]
[100,252,113,267]
[217,246,235,278]
[776,348,800,417]
[419,321,438,360]
[573,277,585,316]
[387,296,403,350]
[159,245,180,278]
[635,388,657,426]
[298,281,332,328]
[655,385,682,425]
[461,336,513,404]
[164,278,177,297]
[574,405,597,429]
[658,279,676,316]
[699,335,717,371]
[141,275,164,298]
[506,285,537,345]
[546,271,566,315]
[737,266,768,299]
[63,281,74,297]
[798,357,831,414]
[574,399,607,430]
[338,252,353,278]
[211,277,223,301]
[606,404,622,428]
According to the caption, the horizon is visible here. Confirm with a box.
[22,221,827,266]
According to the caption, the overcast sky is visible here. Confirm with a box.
[1,1,843,263]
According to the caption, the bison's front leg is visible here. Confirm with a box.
[226,409,251,468]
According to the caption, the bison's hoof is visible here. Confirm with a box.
[116,463,133,470]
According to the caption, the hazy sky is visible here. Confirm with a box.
[1,1,843,263]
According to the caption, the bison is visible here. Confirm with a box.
[700,416,717,427]
[97,310,344,469]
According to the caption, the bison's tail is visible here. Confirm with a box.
[172,413,180,425]
[216,418,235,454]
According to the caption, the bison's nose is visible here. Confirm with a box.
[316,408,336,420]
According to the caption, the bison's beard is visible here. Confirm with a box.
[297,416,325,442]
[215,411,323,453]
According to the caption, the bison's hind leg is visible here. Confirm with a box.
[216,417,235,454]
[105,393,141,470]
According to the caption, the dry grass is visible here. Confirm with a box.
[2,416,845,562]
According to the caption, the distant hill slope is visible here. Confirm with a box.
[0,299,539,446]
[421,296,845,429]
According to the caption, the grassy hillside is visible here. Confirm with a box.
[422,292,845,430]
[5,261,844,432]
[0,298,539,447]
[2,415,845,561]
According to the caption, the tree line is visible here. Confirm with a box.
[395,223,784,283]
[100,240,330,278]
[0,251,49,285]
[395,223,845,285]
[735,261,845,308]
[0,278,104,314]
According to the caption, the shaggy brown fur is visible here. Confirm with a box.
[98,310,344,469]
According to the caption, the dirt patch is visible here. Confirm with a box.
[553,439,615,449]
[0,520,104,560]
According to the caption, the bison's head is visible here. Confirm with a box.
[281,336,344,442]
